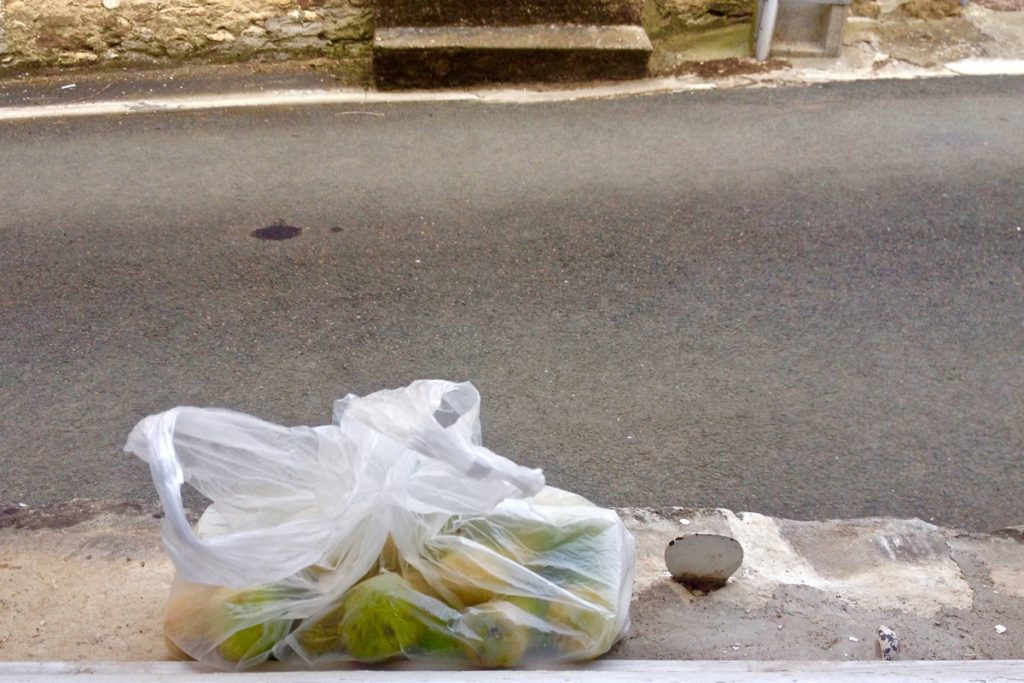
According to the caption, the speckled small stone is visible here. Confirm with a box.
[876,625,901,660]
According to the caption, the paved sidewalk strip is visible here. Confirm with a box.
[2,505,1023,662]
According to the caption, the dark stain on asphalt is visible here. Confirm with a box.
[252,220,301,240]
[0,500,165,529]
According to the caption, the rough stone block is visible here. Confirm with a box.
[850,0,881,18]
[0,0,371,69]
[644,0,756,38]
[898,0,962,17]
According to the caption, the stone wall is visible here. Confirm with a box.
[0,0,980,72]
[640,0,965,41]
[0,0,372,68]
[643,0,755,38]
[1,0,8,56]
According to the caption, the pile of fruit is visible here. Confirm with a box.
[164,490,629,669]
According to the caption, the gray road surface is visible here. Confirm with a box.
[1,75,1023,531]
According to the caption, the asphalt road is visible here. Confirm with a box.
[2,75,1023,531]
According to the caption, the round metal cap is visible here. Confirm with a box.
[664,533,744,590]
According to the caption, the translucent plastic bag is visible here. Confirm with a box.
[125,380,635,670]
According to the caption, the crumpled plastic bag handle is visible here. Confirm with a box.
[125,381,545,588]
[333,381,543,498]
[125,407,340,587]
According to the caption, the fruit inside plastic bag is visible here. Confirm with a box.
[129,380,635,670]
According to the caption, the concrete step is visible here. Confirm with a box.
[374,0,643,28]
[372,25,653,88]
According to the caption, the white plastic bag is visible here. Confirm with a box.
[126,380,635,669]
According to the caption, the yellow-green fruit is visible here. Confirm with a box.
[339,573,426,663]
[524,522,609,556]
[164,582,230,658]
[435,547,503,607]
[547,587,615,657]
[217,589,292,663]
[295,601,346,658]
[401,562,442,600]
[219,624,268,662]
[498,516,611,557]
[410,626,464,660]
[504,596,558,660]
[461,602,531,668]
[504,596,549,620]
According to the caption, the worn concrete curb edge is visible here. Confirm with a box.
[2,660,1024,681]
[2,57,1024,122]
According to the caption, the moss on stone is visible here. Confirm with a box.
[898,0,963,18]
[644,0,755,39]
[653,21,752,60]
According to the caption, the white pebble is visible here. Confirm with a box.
[995,624,1007,634]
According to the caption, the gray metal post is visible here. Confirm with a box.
[754,0,779,61]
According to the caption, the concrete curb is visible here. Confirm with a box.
[0,77,719,121]
[1,55,1024,122]
[2,660,1024,681]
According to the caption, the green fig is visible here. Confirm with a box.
[447,514,612,562]
[216,588,293,664]
[339,573,426,663]
[461,602,531,668]
[409,625,465,660]
[547,586,616,657]
[434,546,505,607]
[294,600,346,658]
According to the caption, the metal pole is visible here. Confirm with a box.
[754,0,779,61]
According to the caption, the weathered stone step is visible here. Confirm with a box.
[375,0,643,28]
[373,25,653,88]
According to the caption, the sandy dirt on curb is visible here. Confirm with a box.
[2,503,1023,662]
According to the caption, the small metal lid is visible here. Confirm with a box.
[664,533,744,591]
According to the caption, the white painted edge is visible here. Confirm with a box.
[945,58,1024,76]
[0,78,712,122]
[1,62,1023,122]
[2,660,1023,682]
